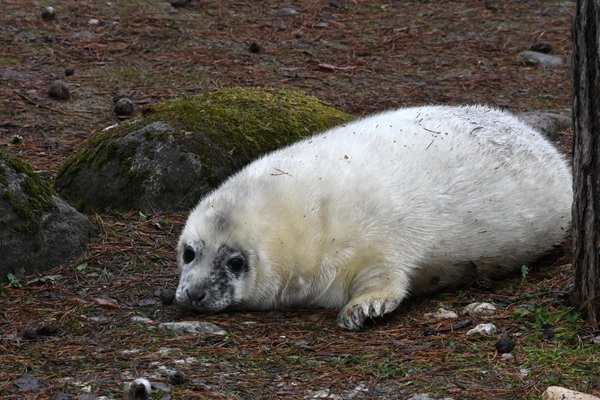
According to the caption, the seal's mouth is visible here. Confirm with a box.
[175,288,233,313]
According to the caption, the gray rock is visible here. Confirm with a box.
[158,321,226,336]
[54,87,354,214]
[114,97,134,116]
[407,394,455,400]
[463,302,497,316]
[0,151,96,279]
[541,386,600,400]
[519,51,565,68]
[518,110,571,141]
[41,6,56,21]
[466,323,497,336]
[48,80,70,100]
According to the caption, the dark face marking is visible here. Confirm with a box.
[176,243,248,313]
[212,245,248,276]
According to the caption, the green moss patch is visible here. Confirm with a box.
[0,148,58,236]
[55,87,355,213]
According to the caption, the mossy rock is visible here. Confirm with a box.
[54,87,355,213]
[0,149,96,279]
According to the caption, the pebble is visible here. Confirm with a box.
[466,323,497,336]
[464,302,497,316]
[131,316,154,324]
[159,289,176,305]
[424,307,458,320]
[48,80,70,100]
[114,97,134,116]
[124,378,152,400]
[168,370,187,385]
[171,0,188,7]
[541,386,600,400]
[64,67,75,76]
[158,321,226,336]
[519,51,564,68]
[494,336,516,354]
[277,6,298,16]
[41,6,56,21]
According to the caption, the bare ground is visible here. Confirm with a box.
[1,1,599,399]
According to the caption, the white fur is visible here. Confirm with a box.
[176,105,572,330]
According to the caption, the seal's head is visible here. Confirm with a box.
[175,238,248,312]
[174,201,258,313]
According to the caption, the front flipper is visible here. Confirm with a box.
[336,269,410,330]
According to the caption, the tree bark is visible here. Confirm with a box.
[571,0,600,326]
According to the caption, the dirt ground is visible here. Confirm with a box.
[1,1,598,399]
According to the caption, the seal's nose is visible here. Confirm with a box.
[187,289,205,304]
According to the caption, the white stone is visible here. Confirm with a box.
[158,321,226,336]
[131,316,154,324]
[124,378,151,400]
[541,386,600,400]
[466,323,497,336]
[463,302,497,316]
[519,51,564,68]
[424,307,458,320]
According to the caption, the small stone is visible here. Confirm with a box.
[424,307,459,321]
[9,135,23,144]
[114,98,134,116]
[124,378,152,400]
[464,302,497,317]
[131,316,154,324]
[41,6,56,21]
[530,42,553,54]
[171,0,187,7]
[541,386,600,400]
[168,370,187,385]
[277,6,298,16]
[249,42,261,53]
[519,51,564,68]
[466,323,497,336]
[64,67,75,76]
[159,289,176,305]
[48,80,70,100]
[88,18,99,25]
[158,321,226,336]
[495,336,516,354]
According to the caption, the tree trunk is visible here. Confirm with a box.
[571,0,600,326]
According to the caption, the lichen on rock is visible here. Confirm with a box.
[0,149,96,279]
[54,87,355,213]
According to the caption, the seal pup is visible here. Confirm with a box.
[175,105,572,330]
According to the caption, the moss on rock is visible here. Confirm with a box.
[0,147,57,235]
[0,149,96,279]
[55,87,355,213]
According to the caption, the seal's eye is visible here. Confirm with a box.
[226,255,246,274]
[183,246,195,264]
